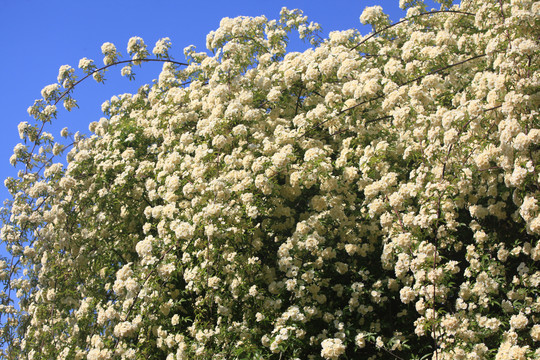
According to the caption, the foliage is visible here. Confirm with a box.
[1,1,539,359]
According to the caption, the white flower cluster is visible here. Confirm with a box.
[101,42,118,65]
[153,37,171,58]
[127,36,149,65]
[320,338,346,359]
[78,57,94,71]
[359,5,384,25]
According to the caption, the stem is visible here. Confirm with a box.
[384,194,406,231]
[299,53,486,138]
[365,338,406,360]
[24,58,189,176]
[351,10,475,51]
[400,54,485,87]
[294,86,304,116]
[56,58,189,105]
[123,243,177,321]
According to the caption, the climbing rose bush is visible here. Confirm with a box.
[1,0,539,359]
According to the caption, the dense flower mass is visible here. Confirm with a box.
[1,1,539,359]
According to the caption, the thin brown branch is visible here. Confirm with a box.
[23,58,190,177]
[384,194,406,231]
[400,54,485,88]
[365,338,407,360]
[55,58,188,105]
[299,53,486,138]
[294,86,304,116]
[365,115,393,125]
[351,10,475,51]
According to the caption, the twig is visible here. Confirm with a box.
[351,10,475,51]
[298,54,486,138]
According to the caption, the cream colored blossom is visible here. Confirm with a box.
[321,338,346,359]
[509,313,528,330]
[359,5,384,25]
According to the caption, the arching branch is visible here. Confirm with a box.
[351,10,475,51]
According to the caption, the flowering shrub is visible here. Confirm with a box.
[1,1,539,359]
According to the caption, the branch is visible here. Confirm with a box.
[24,58,190,176]
[299,53,486,138]
[56,58,189,105]
[399,54,485,88]
[327,115,392,137]
[122,243,176,322]
[384,194,406,231]
[351,10,475,51]
[294,86,304,116]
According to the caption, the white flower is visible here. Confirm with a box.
[400,286,415,304]
[101,42,118,65]
[509,313,528,330]
[519,196,538,222]
[267,88,281,102]
[121,65,132,77]
[135,237,153,258]
[157,263,175,278]
[57,64,73,83]
[101,42,116,55]
[360,5,384,25]
[116,264,133,281]
[171,220,194,240]
[212,134,228,149]
[60,127,69,138]
[13,143,27,155]
[232,124,248,137]
[153,37,171,56]
[127,36,145,55]
[208,276,220,289]
[42,104,57,116]
[531,324,540,341]
[321,338,346,359]
[17,122,28,139]
[78,57,94,70]
[46,288,56,301]
[113,321,137,338]
[515,38,537,56]
[513,132,530,151]
[41,84,59,101]
[355,333,366,348]
[256,312,264,322]
[101,100,110,113]
[443,128,459,145]
[509,166,528,187]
